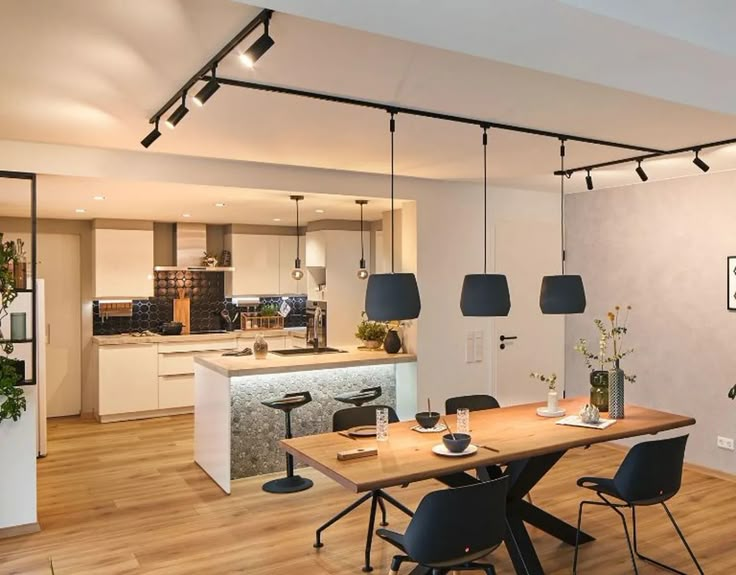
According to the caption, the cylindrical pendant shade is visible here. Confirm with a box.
[539,275,586,314]
[365,273,421,321]
[460,274,511,317]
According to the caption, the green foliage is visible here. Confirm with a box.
[0,232,26,423]
[259,303,279,317]
[0,357,26,422]
[355,314,388,343]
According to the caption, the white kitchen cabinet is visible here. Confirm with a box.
[159,375,194,409]
[279,234,306,295]
[225,234,280,296]
[98,344,158,415]
[305,231,326,267]
[94,228,153,299]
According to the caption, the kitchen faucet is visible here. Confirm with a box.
[310,306,322,351]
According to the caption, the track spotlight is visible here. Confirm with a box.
[585,169,594,191]
[240,19,274,68]
[192,74,220,108]
[635,160,648,182]
[140,118,161,148]
[693,150,710,172]
[165,94,188,129]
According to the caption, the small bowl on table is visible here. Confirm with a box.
[442,433,471,453]
[415,411,440,429]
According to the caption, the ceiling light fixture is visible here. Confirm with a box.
[182,213,191,218]
[140,118,161,148]
[165,93,188,130]
[635,160,648,182]
[356,200,369,280]
[240,16,274,68]
[93,196,105,201]
[273,218,281,222]
[585,169,594,191]
[540,139,586,314]
[315,209,325,214]
[460,127,510,317]
[215,203,225,208]
[192,67,220,107]
[365,112,421,321]
[290,195,304,281]
[75,208,86,214]
[693,149,710,172]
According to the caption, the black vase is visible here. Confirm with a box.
[384,330,402,354]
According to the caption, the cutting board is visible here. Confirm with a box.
[173,298,191,334]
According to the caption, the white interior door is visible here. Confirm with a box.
[493,220,564,405]
[38,233,81,417]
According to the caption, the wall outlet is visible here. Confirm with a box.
[717,436,735,451]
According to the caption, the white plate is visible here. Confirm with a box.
[411,424,447,434]
[431,443,478,457]
[347,425,377,437]
[536,407,566,418]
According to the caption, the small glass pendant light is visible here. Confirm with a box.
[460,127,511,317]
[365,113,421,322]
[356,199,369,280]
[290,195,305,281]
[539,139,586,314]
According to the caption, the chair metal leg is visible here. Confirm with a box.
[378,495,389,527]
[631,504,704,575]
[362,492,380,572]
[314,491,372,548]
[388,555,407,575]
[607,501,639,575]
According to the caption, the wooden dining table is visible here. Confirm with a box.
[281,398,696,575]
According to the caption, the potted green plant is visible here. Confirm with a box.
[530,371,559,414]
[355,313,387,350]
[0,234,26,423]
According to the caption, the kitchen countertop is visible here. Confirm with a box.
[194,346,416,377]
[93,328,306,346]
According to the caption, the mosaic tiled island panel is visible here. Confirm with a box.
[230,364,397,478]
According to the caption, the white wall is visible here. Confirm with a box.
[566,171,736,474]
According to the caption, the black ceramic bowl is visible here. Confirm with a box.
[442,433,471,453]
[415,411,440,429]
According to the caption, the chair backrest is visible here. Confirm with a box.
[403,477,508,566]
[332,405,399,432]
[445,394,500,415]
[613,435,688,504]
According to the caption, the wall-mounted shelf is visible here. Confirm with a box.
[13,288,34,293]
[15,379,35,387]
[0,339,33,344]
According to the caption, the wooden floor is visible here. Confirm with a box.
[1,416,733,575]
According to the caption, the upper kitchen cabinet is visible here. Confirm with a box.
[278,234,306,295]
[305,230,326,267]
[93,226,154,299]
[225,233,280,296]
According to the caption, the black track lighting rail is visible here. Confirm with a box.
[147,9,273,125]
[555,136,736,176]
[208,76,663,155]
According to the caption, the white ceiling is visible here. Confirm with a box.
[0,0,735,212]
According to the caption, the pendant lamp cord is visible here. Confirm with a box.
[295,197,300,258]
[560,138,566,275]
[483,127,488,274]
[360,202,365,261]
[390,112,396,274]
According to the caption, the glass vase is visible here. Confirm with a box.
[608,360,625,419]
[589,370,609,412]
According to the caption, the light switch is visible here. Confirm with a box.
[466,333,475,363]
[474,331,484,363]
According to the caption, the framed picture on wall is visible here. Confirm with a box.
[728,256,736,310]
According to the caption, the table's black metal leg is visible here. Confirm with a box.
[505,506,546,575]
[362,492,379,572]
[518,499,594,545]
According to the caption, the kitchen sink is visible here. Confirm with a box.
[271,347,346,356]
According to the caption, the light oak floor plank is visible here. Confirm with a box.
[0,415,732,574]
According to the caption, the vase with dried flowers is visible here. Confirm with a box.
[530,371,561,415]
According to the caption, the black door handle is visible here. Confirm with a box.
[499,335,517,342]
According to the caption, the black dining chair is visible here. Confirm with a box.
[573,435,703,575]
[377,477,508,575]
[314,405,414,573]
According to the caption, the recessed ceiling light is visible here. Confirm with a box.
[215,203,225,208]
[315,209,325,214]
[75,208,86,213]
[182,213,192,218]
[273,218,281,222]
[93,196,105,201]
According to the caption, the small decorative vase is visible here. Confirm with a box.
[547,390,559,413]
[608,360,625,419]
[589,370,609,412]
[383,329,402,354]
[253,334,269,359]
[363,340,381,350]
[13,259,27,290]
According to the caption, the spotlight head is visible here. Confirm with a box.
[585,169,593,191]
[635,161,648,182]
[240,32,275,68]
[693,150,710,172]
[192,78,220,107]
[165,99,188,130]
[140,120,161,148]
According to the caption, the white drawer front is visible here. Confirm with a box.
[159,375,194,409]
[158,339,238,354]
[159,352,197,376]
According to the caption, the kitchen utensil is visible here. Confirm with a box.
[279,300,291,317]
[442,432,471,453]
[173,296,190,334]
[442,417,456,440]
[415,411,440,429]
[160,321,183,335]
[480,445,500,453]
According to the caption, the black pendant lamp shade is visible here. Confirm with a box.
[364,113,421,322]
[540,139,586,314]
[460,127,511,317]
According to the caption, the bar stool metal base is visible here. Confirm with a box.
[262,475,314,494]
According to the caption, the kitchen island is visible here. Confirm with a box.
[193,347,417,493]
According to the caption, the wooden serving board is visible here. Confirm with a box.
[173,298,190,334]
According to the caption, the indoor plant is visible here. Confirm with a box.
[604,306,636,419]
[355,313,387,350]
[574,322,611,412]
[0,234,26,423]
[530,371,559,413]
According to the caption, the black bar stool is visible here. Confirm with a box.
[261,391,314,494]
[334,386,382,407]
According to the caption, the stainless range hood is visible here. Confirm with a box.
[154,223,234,272]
